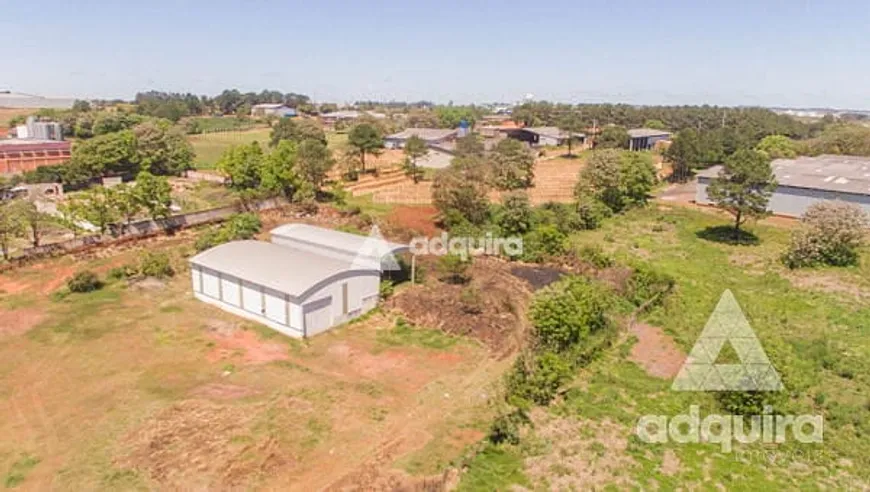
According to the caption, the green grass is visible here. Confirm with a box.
[187,116,258,133]
[461,206,870,489]
[375,318,458,351]
[188,128,271,169]
[173,181,235,212]
[4,453,40,488]
[457,445,529,492]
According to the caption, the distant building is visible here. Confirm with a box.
[320,110,387,127]
[0,139,71,175]
[627,128,671,151]
[15,117,63,141]
[383,128,460,170]
[384,128,458,149]
[504,127,586,147]
[250,104,297,118]
[696,155,870,217]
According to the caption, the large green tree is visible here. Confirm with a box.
[402,135,428,184]
[707,149,776,237]
[134,171,173,221]
[347,123,383,173]
[664,129,703,182]
[12,200,50,247]
[432,156,491,226]
[0,202,23,259]
[133,120,194,175]
[490,138,535,190]
[66,130,138,186]
[296,140,334,191]
[596,126,630,149]
[68,188,119,235]
[260,140,301,199]
[756,135,797,159]
[270,118,327,147]
[216,142,266,191]
[577,149,656,212]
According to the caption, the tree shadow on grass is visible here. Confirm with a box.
[696,225,761,246]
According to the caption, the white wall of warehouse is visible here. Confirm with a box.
[190,265,380,338]
[696,178,870,217]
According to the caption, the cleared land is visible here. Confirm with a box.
[350,156,585,205]
[460,205,870,490]
[0,214,509,490]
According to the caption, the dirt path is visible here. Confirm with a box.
[627,322,684,379]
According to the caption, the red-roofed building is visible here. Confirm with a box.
[0,139,71,174]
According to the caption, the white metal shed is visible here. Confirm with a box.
[190,240,382,337]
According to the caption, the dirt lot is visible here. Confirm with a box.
[351,155,585,205]
[0,224,508,490]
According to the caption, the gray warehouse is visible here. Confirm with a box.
[696,155,870,217]
[190,225,408,338]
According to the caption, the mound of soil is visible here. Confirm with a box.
[388,257,533,354]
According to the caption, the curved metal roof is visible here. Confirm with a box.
[270,223,409,259]
[189,240,378,299]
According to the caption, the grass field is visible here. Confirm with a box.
[460,205,870,490]
[188,128,350,170]
[188,127,272,169]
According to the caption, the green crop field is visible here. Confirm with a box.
[188,127,271,169]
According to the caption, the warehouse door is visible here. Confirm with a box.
[303,296,333,337]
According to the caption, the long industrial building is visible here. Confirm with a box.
[189,224,408,338]
[696,155,870,217]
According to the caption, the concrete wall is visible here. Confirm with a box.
[696,177,870,217]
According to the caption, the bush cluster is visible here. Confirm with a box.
[195,213,262,252]
[67,271,102,293]
[783,201,869,268]
[139,251,175,278]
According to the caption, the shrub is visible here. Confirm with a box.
[577,244,613,269]
[140,251,174,278]
[575,193,612,230]
[520,225,566,263]
[624,262,676,307]
[536,202,583,235]
[437,253,472,284]
[783,201,869,268]
[106,265,138,282]
[379,280,395,300]
[505,351,575,406]
[195,213,262,252]
[488,409,529,445]
[67,271,102,293]
[530,276,611,353]
[224,213,261,240]
[497,191,534,236]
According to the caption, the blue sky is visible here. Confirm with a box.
[3,0,869,108]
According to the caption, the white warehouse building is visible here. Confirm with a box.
[189,224,408,338]
[696,155,870,217]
